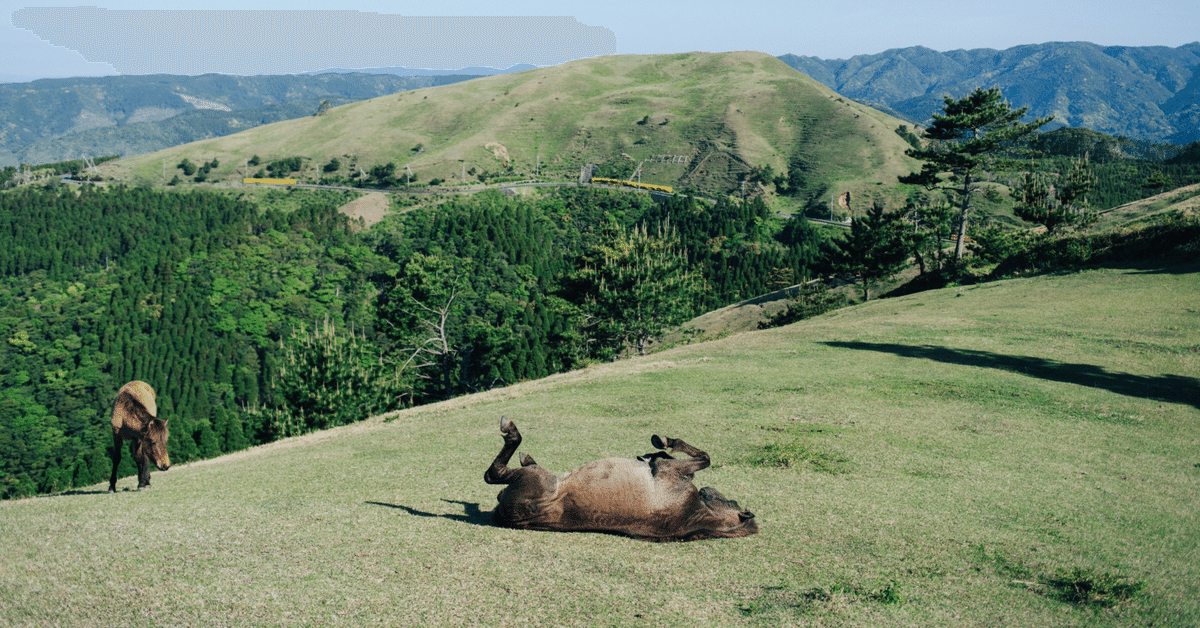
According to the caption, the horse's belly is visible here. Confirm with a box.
[555,459,679,533]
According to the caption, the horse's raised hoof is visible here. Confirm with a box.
[500,416,521,442]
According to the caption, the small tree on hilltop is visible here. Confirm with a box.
[900,87,1053,261]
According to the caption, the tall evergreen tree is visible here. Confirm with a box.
[900,87,1053,260]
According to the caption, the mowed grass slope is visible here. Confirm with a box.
[102,51,916,201]
[2,265,1198,627]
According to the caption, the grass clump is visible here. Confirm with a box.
[749,440,851,473]
[739,579,903,618]
[972,545,1145,609]
[759,281,848,329]
[1046,567,1146,608]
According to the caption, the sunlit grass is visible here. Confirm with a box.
[2,264,1197,627]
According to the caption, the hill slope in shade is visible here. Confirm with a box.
[102,52,919,202]
[2,264,1197,626]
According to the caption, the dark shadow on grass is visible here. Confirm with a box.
[821,341,1200,410]
[364,500,646,540]
[32,488,112,498]
[366,499,494,527]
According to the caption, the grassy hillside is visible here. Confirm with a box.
[1095,182,1200,229]
[3,263,1197,627]
[100,52,918,202]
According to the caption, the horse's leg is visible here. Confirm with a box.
[650,435,711,476]
[108,434,122,492]
[133,440,151,489]
[484,417,559,528]
[484,416,522,485]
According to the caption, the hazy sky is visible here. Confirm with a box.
[4,0,1198,82]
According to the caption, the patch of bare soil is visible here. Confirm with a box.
[337,191,391,227]
[485,141,511,163]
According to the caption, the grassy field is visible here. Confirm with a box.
[2,264,1198,627]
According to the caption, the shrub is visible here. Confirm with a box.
[969,225,1036,265]
[268,157,303,175]
[989,216,1200,277]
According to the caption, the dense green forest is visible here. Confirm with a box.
[0,183,819,498]
[0,185,382,497]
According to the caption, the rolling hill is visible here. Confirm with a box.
[2,262,1196,626]
[99,51,919,203]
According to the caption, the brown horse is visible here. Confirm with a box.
[108,381,170,492]
[485,417,757,541]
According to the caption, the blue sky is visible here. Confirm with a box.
[4,0,1199,82]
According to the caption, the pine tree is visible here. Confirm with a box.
[562,220,706,358]
[826,203,910,301]
[900,87,1053,260]
[1013,156,1098,233]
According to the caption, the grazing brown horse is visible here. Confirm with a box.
[485,417,757,541]
[108,381,170,492]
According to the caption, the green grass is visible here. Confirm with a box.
[2,264,1198,626]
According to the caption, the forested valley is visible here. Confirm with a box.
[0,183,822,498]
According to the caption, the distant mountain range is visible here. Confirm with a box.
[779,41,1200,145]
[0,73,482,167]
